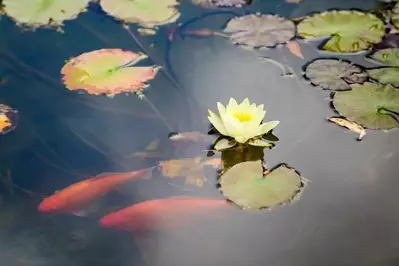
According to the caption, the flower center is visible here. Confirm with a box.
[233,112,253,122]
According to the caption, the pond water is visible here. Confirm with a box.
[0,0,399,266]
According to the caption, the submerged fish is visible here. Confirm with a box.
[99,196,229,233]
[182,28,229,38]
[38,168,154,214]
[328,117,366,140]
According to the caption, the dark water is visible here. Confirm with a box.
[1,0,399,266]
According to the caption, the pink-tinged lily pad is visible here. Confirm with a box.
[61,49,160,96]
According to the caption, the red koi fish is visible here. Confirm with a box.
[99,196,229,233]
[38,168,153,214]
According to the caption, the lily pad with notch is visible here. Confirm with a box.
[224,13,296,49]
[367,48,399,87]
[304,59,368,91]
[61,49,160,96]
[297,10,385,53]
[332,82,399,130]
[219,160,303,209]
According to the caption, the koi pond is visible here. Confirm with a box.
[0,0,398,265]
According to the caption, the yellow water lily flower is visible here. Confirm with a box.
[208,98,280,146]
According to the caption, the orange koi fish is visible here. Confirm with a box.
[99,196,229,233]
[38,168,154,214]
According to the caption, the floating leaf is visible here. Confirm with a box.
[368,68,399,87]
[191,0,248,8]
[368,48,399,66]
[304,59,368,91]
[0,104,18,135]
[61,49,160,96]
[332,82,399,129]
[367,48,399,87]
[393,2,399,30]
[224,14,296,48]
[219,160,302,209]
[100,0,180,28]
[373,34,399,50]
[328,117,366,140]
[159,158,207,187]
[247,138,273,147]
[3,0,90,29]
[297,10,385,52]
[286,40,304,58]
[214,138,237,151]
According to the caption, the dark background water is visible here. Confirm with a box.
[1,0,399,266]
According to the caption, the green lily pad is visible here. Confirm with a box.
[3,0,90,29]
[367,68,399,87]
[219,160,302,209]
[304,59,368,91]
[100,0,180,28]
[332,82,399,129]
[247,138,272,147]
[392,2,399,30]
[368,48,399,67]
[367,48,399,87]
[297,10,385,52]
[214,138,237,151]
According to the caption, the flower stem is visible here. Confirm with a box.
[141,95,174,132]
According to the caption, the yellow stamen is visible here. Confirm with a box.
[233,112,252,122]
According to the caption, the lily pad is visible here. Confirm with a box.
[61,49,160,96]
[332,82,399,129]
[304,59,368,91]
[219,160,302,209]
[368,48,399,66]
[214,138,237,151]
[373,34,399,50]
[224,14,296,48]
[367,48,399,87]
[2,0,90,29]
[100,0,180,28]
[192,0,248,8]
[393,2,399,30]
[297,10,385,52]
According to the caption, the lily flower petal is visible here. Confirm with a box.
[208,110,228,135]
[235,135,249,144]
[257,121,280,135]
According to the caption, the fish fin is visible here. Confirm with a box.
[145,139,160,151]
[71,209,89,217]
[141,166,156,180]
